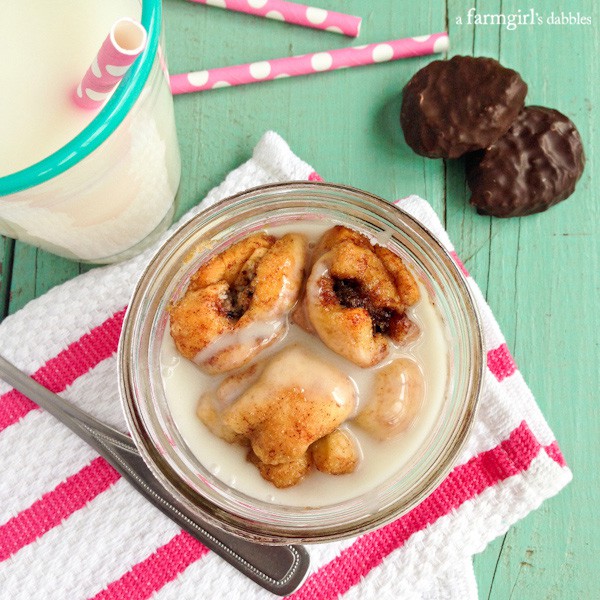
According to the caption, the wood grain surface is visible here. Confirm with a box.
[1,1,597,597]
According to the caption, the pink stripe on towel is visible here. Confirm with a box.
[0,457,120,561]
[0,308,126,431]
[89,531,209,600]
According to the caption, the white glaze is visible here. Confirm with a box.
[193,318,283,366]
[161,223,449,507]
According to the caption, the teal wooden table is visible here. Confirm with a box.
[1,1,597,597]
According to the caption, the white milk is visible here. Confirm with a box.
[160,224,449,507]
[0,0,180,262]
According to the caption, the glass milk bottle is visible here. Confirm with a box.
[0,0,181,263]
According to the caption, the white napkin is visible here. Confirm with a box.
[0,132,571,599]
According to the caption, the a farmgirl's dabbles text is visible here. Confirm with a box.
[161,223,448,506]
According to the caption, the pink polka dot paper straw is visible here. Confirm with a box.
[189,0,362,37]
[73,17,147,110]
[170,33,449,95]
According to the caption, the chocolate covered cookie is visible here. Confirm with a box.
[400,55,527,159]
[466,106,585,218]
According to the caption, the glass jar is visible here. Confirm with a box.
[0,0,180,263]
[119,182,483,543]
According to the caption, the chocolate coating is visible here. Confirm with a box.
[400,55,528,158]
[466,106,585,218]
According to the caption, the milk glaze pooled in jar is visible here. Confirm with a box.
[161,222,449,506]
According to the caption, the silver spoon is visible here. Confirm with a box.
[0,354,309,596]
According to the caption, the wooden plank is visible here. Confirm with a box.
[8,244,81,315]
[165,0,448,216]
[35,250,81,297]
[0,237,14,319]
[468,0,598,597]
[8,241,37,315]
[445,0,504,592]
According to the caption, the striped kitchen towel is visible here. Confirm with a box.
[0,131,571,599]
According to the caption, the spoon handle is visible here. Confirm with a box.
[0,354,309,596]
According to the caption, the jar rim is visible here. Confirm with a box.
[0,0,161,196]
[119,182,484,543]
